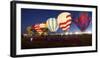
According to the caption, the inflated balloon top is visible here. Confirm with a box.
[57,12,72,31]
[74,12,91,31]
[46,18,58,32]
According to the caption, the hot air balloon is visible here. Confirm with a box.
[34,24,43,35]
[39,23,47,28]
[39,23,48,35]
[46,18,58,32]
[57,12,72,32]
[74,12,91,31]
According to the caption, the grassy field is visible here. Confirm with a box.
[21,34,92,49]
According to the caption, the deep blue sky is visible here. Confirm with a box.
[21,8,92,33]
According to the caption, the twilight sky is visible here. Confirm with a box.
[21,8,92,33]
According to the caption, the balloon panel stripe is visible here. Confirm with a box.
[59,19,71,26]
[48,19,52,32]
[52,18,54,31]
[60,21,71,28]
[54,19,57,31]
[62,26,70,31]
[49,19,53,32]
[60,24,71,29]
[66,15,71,18]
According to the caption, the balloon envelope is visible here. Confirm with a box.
[39,23,47,28]
[74,12,91,31]
[46,18,58,32]
[57,12,72,31]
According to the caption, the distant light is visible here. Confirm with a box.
[86,31,92,34]
[68,32,73,35]
[75,32,80,34]
[23,33,28,37]
[62,31,92,35]
[65,32,69,35]
[61,33,63,35]
[30,38,33,42]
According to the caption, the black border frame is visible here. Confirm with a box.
[10,1,98,57]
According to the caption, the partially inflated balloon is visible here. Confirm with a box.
[39,23,47,28]
[34,24,43,35]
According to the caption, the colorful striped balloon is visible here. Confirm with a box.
[34,24,43,33]
[46,18,58,32]
[57,12,72,31]
[39,23,47,28]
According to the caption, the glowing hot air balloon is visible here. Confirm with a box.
[39,23,47,28]
[46,18,58,32]
[57,12,72,32]
[34,24,43,35]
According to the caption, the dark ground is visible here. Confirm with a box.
[21,34,92,49]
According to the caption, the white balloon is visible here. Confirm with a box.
[46,18,59,32]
